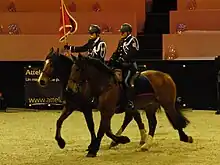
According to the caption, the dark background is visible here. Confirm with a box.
[0,60,217,109]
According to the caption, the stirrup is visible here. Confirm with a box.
[128,100,135,109]
[66,87,72,92]
[91,97,95,103]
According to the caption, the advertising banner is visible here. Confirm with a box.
[24,67,63,106]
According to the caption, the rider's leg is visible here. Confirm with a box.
[124,70,135,110]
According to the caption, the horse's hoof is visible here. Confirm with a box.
[139,140,145,146]
[136,147,149,152]
[188,136,193,143]
[118,136,130,144]
[57,138,66,149]
[139,135,153,151]
[86,145,92,151]
[180,136,193,143]
[139,129,147,146]
[86,152,97,157]
[109,141,119,149]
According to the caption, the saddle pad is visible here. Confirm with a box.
[134,75,154,95]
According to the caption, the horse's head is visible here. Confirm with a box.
[37,47,75,87]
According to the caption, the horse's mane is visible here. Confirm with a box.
[47,48,74,78]
[48,47,73,64]
[85,57,114,76]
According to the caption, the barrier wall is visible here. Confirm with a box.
[0,12,137,35]
[0,34,120,61]
[162,31,220,59]
[0,60,216,109]
[0,0,145,32]
[170,10,220,33]
[178,0,220,10]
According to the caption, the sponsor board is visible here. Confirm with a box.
[24,67,63,106]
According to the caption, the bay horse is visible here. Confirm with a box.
[68,55,193,155]
[37,48,130,157]
[37,48,96,151]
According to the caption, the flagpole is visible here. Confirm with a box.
[61,0,67,44]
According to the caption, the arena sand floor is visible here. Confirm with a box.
[0,109,220,165]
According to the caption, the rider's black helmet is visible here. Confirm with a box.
[119,23,132,33]
[88,24,101,34]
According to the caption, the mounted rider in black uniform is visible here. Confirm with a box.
[64,24,107,62]
[64,24,107,104]
[109,23,139,111]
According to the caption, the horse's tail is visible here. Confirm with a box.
[163,100,190,130]
[162,75,190,130]
[141,70,190,130]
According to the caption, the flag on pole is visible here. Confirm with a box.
[59,0,78,42]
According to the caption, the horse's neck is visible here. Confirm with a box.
[56,74,68,90]
[89,70,115,96]
[56,68,71,88]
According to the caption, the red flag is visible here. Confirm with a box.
[59,0,78,42]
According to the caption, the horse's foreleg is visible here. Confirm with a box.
[82,109,96,151]
[86,111,109,157]
[109,110,146,148]
[109,111,133,148]
[87,110,130,157]
[55,106,73,149]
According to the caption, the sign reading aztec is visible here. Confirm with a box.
[24,67,63,106]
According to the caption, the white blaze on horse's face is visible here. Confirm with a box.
[37,59,52,87]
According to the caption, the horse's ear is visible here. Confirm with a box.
[56,48,60,55]
[49,47,54,53]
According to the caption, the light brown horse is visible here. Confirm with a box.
[68,55,193,155]
[109,70,193,150]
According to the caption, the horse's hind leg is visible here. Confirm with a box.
[87,109,130,157]
[139,103,159,151]
[133,110,146,145]
[178,128,193,143]
[109,110,146,148]
[55,106,74,149]
[162,103,193,143]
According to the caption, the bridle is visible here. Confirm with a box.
[67,64,89,93]
[41,59,53,79]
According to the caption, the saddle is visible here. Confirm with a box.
[113,69,140,87]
